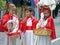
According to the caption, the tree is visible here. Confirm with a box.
[0,0,7,10]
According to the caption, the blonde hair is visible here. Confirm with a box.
[9,4,16,9]
[5,3,16,14]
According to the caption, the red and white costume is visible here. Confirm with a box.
[20,15,38,45]
[1,13,21,45]
[37,16,56,39]
[36,6,56,45]
[46,16,56,39]
[36,16,56,45]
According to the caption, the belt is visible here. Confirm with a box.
[26,26,33,30]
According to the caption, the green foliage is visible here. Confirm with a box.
[0,0,7,10]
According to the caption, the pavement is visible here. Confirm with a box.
[51,16,60,45]
[54,16,60,38]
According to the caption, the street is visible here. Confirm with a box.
[51,15,60,45]
[54,16,60,38]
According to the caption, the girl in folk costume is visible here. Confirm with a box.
[1,3,21,45]
[36,5,56,45]
[20,7,38,45]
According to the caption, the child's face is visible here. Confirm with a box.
[26,10,32,17]
[9,7,16,14]
[12,7,16,13]
[43,10,50,17]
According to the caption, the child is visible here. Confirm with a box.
[36,5,56,39]
[36,5,56,45]
[20,7,38,45]
[1,3,21,45]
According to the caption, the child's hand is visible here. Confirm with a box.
[36,23,40,29]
